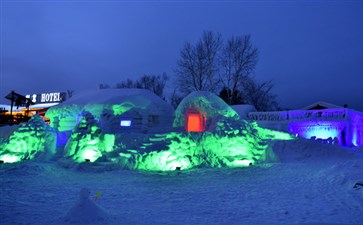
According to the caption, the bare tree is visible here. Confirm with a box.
[170,88,185,109]
[116,79,134,89]
[243,78,279,111]
[176,31,222,95]
[116,73,169,99]
[135,73,169,98]
[175,31,278,110]
[98,83,110,89]
[219,35,258,105]
[66,90,74,99]
[219,87,244,105]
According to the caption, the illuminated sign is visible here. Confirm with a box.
[26,92,65,104]
[120,120,132,127]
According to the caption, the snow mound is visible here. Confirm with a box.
[231,104,256,120]
[63,112,115,163]
[63,188,110,224]
[108,120,293,171]
[46,88,174,133]
[173,91,240,130]
[0,115,56,163]
[270,138,360,162]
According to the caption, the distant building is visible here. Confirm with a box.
[1,91,66,125]
[249,101,363,147]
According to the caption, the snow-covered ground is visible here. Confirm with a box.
[1,139,362,225]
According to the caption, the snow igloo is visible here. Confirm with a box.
[173,91,240,132]
[46,89,175,134]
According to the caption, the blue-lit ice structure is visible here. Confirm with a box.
[250,107,363,147]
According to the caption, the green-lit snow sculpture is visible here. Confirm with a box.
[0,115,56,163]
[109,91,294,171]
[129,119,293,171]
[64,111,115,163]
[52,90,294,171]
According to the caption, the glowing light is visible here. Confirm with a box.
[112,102,135,115]
[78,148,101,162]
[120,120,132,127]
[229,159,253,167]
[56,131,69,145]
[289,121,342,144]
[0,154,21,163]
[132,124,293,171]
[186,114,205,132]
[135,149,192,171]
[0,115,57,163]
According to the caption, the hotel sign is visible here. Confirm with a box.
[26,92,65,104]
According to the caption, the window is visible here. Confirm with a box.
[120,120,132,127]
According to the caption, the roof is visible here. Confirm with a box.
[231,104,256,119]
[59,88,164,106]
[4,91,32,106]
[301,101,342,110]
[173,91,240,129]
[49,88,174,118]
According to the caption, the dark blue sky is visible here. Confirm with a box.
[1,0,362,110]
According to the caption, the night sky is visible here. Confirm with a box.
[1,1,362,111]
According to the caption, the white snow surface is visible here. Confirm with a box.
[0,125,20,138]
[58,89,165,106]
[231,104,257,120]
[1,139,363,225]
[63,188,109,223]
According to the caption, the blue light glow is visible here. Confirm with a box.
[289,120,344,144]
[56,131,69,145]
[120,120,132,127]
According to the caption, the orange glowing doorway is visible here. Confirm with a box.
[186,113,205,132]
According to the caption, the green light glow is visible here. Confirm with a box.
[63,117,293,171]
[136,150,193,171]
[131,119,295,172]
[49,91,295,171]
[45,105,82,132]
[0,115,56,163]
[79,148,102,162]
[0,154,21,163]
[229,159,254,167]
[112,102,136,115]
[64,112,115,163]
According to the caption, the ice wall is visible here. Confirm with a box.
[250,108,363,147]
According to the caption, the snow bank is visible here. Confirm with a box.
[270,138,362,162]
[0,115,56,163]
[231,104,256,120]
